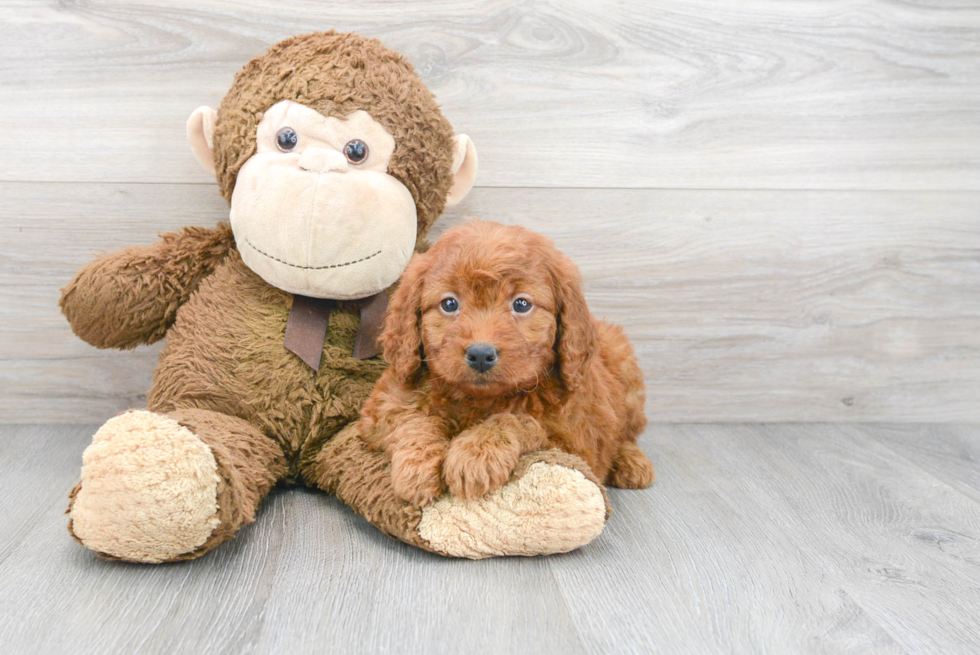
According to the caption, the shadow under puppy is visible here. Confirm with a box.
[360,219,654,506]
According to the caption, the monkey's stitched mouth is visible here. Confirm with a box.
[244,238,381,270]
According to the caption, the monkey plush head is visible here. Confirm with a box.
[186,32,478,300]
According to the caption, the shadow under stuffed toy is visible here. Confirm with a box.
[59,31,610,562]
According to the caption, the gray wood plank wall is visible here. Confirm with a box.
[2,0,978,422]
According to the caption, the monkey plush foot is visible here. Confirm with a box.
[68,410,221,563]
[418,450,609,558]
[310,427,611,559]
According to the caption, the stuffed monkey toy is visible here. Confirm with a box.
[60,32,609,562]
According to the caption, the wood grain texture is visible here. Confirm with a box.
[2,423,979,653]
[855,423,980,502]
[628,424,980,654]
[0,0,978,189]
[3,182,978,422]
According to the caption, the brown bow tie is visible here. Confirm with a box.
[283,291,387,371]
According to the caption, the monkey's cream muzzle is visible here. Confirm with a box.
[231,150,416,300]
[228,100,417,300]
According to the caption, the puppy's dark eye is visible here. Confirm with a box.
[276,127,298,152]
[512,297,533,314]
[440,297,459,314]
[344,139,369,164]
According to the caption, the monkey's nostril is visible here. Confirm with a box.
[465,343,498,373]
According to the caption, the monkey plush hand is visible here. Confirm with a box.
[59,32,609,562]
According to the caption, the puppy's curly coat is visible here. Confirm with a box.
[360,220,654,505]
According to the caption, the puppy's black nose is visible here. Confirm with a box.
[465,343,498,373]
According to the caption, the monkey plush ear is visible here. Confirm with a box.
[186,106,218,176]
[445,134,478,207]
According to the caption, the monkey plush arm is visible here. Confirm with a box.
[60,223,236,349]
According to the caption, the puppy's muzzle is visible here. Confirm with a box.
[465,343,498,373]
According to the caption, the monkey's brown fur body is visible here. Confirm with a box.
[60,32,614,562]
[62,225,430,556]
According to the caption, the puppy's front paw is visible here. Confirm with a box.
[391,448,445,507]
[443,431,521,500]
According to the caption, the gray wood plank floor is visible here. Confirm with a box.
[2,423,978,654]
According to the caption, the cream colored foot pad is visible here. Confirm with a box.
[418,462,606,559]
[71,410,221,563]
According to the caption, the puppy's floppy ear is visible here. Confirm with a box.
[550,252,598,392]
[381,251,431,379]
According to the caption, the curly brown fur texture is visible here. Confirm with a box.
[360,220,655,503]
[213,31,456,239]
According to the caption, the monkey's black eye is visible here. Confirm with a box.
[276,127,298,152]
[344,139,369,164]
[512,297,533,314]
[439,296,459,314]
